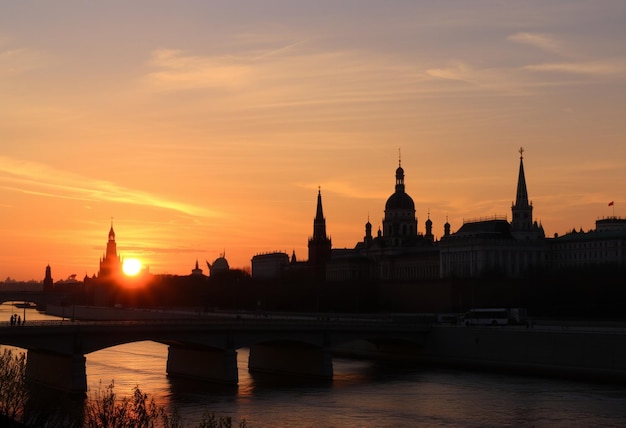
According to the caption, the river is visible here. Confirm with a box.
[2,303,626,427]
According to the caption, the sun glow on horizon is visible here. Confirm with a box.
[122,258,142,276]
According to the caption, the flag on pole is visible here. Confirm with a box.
[608,201,614,206]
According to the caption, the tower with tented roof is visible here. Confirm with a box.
[98,222,122,279]
[308,188,332,269]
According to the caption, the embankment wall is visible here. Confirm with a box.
[419,325,626,382]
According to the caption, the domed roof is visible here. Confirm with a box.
[385,160,415,212]
[385,191,415,211]
[211,256,229,273]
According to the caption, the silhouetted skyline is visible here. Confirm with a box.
[1,1,625,280]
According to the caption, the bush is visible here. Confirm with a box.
[85,381,247,428]
[0,350,246,427]
[0,348,28,423]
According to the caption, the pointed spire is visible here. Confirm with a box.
[511,147,536,237]
[315,186,324,221]
[308,187,332,270]
[312,187,328,240]
[515,146,529,208]
[108,219,115,241]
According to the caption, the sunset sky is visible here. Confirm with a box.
[1,1,625,281]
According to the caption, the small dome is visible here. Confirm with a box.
[426,218,432,226]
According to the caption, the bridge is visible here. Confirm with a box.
[0,316,432,394]
[0,290,71,309]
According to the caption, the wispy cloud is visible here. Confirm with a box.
[509,31,626,78]
[144,41,535,108]
[523,60,626,76]
[145,49,250,91]
[0,156,216,217]
[508,32,563,55]
[425,61,533,95]
[0,43,48,79]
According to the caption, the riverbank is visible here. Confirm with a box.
[333,321,626,383]
[417,324,626,383]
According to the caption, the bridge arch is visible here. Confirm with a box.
[0,318,431,394]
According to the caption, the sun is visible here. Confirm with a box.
[122,258,142,276]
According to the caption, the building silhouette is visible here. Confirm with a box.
[326,156,439,282]
[206,253,230,277]
[251,252,291,280]
[550,217,626,269]
[76,147,625,295]
[382,159,418,245]
[511,147,545,241]
[98,223,123,280]
[191,260,205,277]
[320,148,625,281]
[308,188,332,274]
[83,223,129,306]
[440,148,548,278]
[43,264,53,291]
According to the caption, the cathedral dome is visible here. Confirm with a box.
[385,191,415,211]
[385,162,415,211]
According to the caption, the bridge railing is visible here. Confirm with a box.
[0,313,435,331]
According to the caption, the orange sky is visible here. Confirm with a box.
[1,1,625,281]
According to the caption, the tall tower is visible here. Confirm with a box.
[43,264,53,291]
[308,188,332,269]
[511,147,539,240]
[99,222,122,278]
[382,156,417,246]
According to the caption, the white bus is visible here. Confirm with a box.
[463,308,527,326]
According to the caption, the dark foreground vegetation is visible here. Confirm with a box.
[0,349,247,428]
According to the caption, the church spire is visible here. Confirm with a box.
[313,187,327,240]
[308,187,332,273]
[511,147,536,238]
[515,147,530,208]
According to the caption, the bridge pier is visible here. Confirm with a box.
[248,343,333,379]
[166,346,238,384]
[25,350,87,394]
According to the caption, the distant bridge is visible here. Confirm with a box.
[0,290,70,308]
[0,317,432,394]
